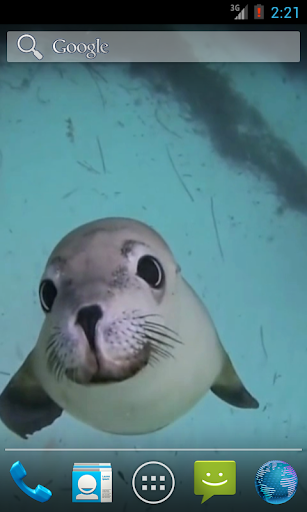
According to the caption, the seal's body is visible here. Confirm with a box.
[0,218,259,438]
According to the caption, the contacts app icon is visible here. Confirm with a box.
[76,474,98,500]
[194,460,236,503]
[72,463,112,503]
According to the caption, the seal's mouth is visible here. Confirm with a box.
[46,314,182,385]
[87,351,150,384]
[79,342,151,385]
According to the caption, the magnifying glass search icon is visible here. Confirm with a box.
[17,34,44,60]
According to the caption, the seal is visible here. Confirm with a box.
[0,217,259,438]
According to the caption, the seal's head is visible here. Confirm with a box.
[38,218,181,385]
[0,216,259,440]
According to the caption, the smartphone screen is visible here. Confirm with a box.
[0,16,306,512]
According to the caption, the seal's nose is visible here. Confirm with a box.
[76,304,103,350]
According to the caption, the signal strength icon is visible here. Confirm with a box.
[235,4,248,19]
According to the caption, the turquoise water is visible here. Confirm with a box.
[0,60,306,507]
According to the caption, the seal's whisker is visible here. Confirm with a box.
[148,354,161,367]
[142,333,176,351]
[136,317,179,336]
[65,367,78,383]
[46,340,58,353]
[46,345,58,362]
[51,326,62,334]
[56,364,64,381]
[142,319,181,337]
[144,324,180,339]
[46,332,60,345]
[143,328,182,347]
[148,351,172,367]
[143,320,179,335]
[70,368,76,383]
[148,338,174,355]
[143,325,182,344]
[132,313,163,320]
[48,355,61,378]
[49,357,63,382]
[46,334,67,382]
[151,345,175,360]
[133,334,174,362]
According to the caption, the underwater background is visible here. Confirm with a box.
[0,25,306,510]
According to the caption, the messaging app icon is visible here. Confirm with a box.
[194,460,236,504]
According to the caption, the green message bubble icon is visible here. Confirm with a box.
[194,460,236,504]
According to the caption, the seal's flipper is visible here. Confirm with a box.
[0,351,63,438]
[211,351,259,409]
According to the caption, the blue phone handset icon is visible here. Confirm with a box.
[10,461,52,502]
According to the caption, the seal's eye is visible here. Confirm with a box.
[39,279,57,313]
[137,255,164,289]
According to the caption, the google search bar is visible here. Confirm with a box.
[7,31,300,63]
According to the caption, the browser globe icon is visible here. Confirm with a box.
[255,460,298,504]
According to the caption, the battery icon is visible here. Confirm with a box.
[254,4,264,19]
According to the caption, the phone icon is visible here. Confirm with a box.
[10,461,52,502]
